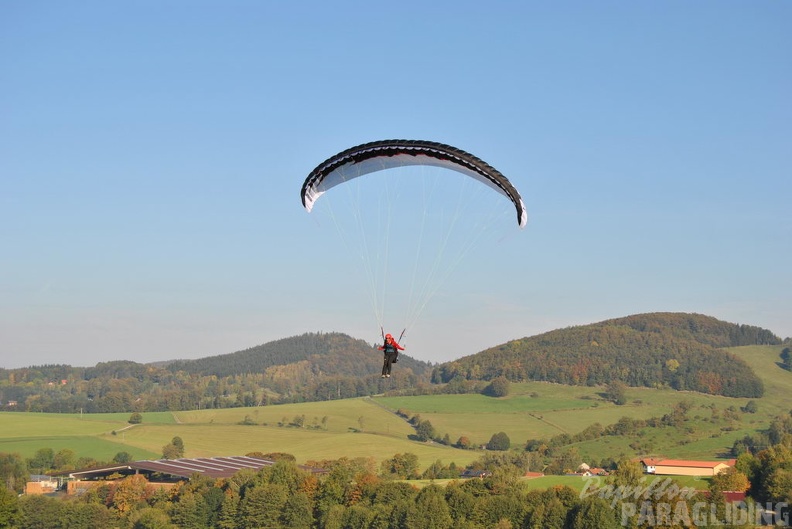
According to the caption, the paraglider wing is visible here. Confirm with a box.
[300,139,528,227]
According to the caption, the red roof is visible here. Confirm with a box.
[723,491,747,503]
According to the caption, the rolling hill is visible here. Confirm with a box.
[432,313,780,398]
[160,331,432,378]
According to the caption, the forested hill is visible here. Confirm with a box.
[0,333,433,413]
[162,332,431,378]
[432,313,780,398]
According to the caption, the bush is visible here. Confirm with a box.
[605,382,628,405]
[486,432,511,451]
[781,348,791,371]
[128,412,142,424]
[415,420,436,442]
[113,452,133,464]
[483,377,510,397]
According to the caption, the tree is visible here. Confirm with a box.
[380,453,419,479]
[111,474,151,514]
[216,489,240,529]
[545,447,582,475]
[128,412,143,424]
[406,485,453,529]
[0,452,28,493]
[321,504,346,529]
[456,436,471,449]
[766,467,792,506]
[28,448,54,473]
[162,436,185,459]
[341,504,375,529]
[127,507,175,529]
[415,420,436,442]
[605,381,628,405]
[61,502,117,529]
[17,494,63,529]
[484,377,510,397]
[171,437,185,456]
[781,348,792,371]
[265,459,305,492]
[422,460,455,480]
[53,448,76,471]
[607,458,644,488]
[445,482,476,524]
[483,467,522,498]
[526,497,568,529]
[113,452,134,464]
[571,497,620,529]
[256,452,296,462]
[199,488,224,529]
[162,444,181,460]
[238,483,288,528]
[170,491,206,529]
[0,486,19,528]
[281,492,313,529]
[710,467,750,493]
[486,432,511,451]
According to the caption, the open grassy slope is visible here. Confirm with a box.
[375,379,767,449]
[0,412,163,461]
[0,399,479,469]
[727,345,791,417]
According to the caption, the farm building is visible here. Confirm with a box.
[24,475,58,495]
[49,456,325,495]
[460,469,492,479]
[640,458,734,476]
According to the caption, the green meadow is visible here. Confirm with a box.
[374,373,779,453]
[0,345,788,474]
[0,412,163,462]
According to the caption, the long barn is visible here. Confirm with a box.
[641,458,734,476]
[56,456,325,495]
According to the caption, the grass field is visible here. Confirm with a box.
[0,399,478,469]
[728,345,792,418]
[1,345,788,476]
[0,435,159,463]
[0,412,162,461]
[374,378,772,452]
[118,423,479,468]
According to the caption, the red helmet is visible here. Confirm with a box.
[385,333,393,340]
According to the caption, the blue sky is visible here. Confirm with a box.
[1,2,790,369]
